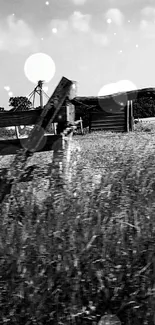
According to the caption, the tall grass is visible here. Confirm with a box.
[0,124,155,324]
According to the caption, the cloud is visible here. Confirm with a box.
[49,19,69,37]
[140,7,155,39]
[0,15,39,53]
[69,11,91,32]
[48,11,108,48]
[105,8,124,26]
[141,6,155,17]
[92,32,109,46]
[71,0,87,4]
[108,0,142,5]
[49,12,91,36]
[140,20,155,38]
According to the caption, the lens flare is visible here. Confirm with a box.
[24,52,56,84]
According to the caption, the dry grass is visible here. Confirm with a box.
[0,123,155,324]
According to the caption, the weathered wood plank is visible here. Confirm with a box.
[0,108,67,128]
[134,117,155,123]
[66,81,77,124]
[0,135,63,155]
[126,102,129,132]
[129,100,134,131]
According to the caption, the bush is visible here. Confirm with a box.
[133,96,155,118]
[134,121,155,133]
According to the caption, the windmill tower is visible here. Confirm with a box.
[28,80,57,134]
[15,80,57,138]
[28,80,48,109]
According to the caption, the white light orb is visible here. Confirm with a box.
[52,28,57,34]
[24,52,56,84]
[99,80,137,96]
[4,86,10,91]
[117,80,137,92]
[8,91,13,97]
[98,80,137,113]
[107,18,112,24]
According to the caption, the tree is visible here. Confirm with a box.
[8,96,33,138]
[9,96,32,112]
[133,96,155,118]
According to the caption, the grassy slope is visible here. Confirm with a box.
[0,122,155,324]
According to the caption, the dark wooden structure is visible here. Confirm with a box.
[72,87,155,133]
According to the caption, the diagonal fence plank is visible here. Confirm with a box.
[22,76,73,153]
[0,77,73,203]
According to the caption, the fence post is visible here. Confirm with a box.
[63,131,73,185]
[126,100,130,132]
[89,112,92,133]
[80,116,84,134]
[66,81,77,123]
[129,100,134,131]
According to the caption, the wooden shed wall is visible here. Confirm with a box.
[89,100,133,132]
[90,111,125,132]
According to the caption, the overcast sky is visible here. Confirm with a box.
[0,0,155,109]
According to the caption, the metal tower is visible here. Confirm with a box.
[28,80,49,108]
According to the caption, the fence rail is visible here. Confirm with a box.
[0,135,63,156]
[134,117,155,123]
[0,108,69,127]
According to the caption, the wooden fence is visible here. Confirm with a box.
[0,79,76,155]
[134,117,155,124]
[0,76,77,203]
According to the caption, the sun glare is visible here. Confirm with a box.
[24,52,56,84]
[98,80,137,113]
[98,80,137,97]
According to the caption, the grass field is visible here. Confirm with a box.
[1,121,155,324]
